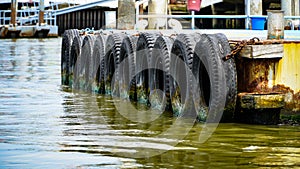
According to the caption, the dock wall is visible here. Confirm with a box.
[56,7,117,35]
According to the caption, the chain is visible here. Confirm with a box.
[223,37,260,61]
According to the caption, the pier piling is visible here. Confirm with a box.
[39,0,45,26]
[10,0,17,26]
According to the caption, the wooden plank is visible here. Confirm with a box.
[240,44,284,59]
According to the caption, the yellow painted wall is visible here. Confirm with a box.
[275,43,300,92]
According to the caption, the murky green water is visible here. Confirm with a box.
[0,38,300,168]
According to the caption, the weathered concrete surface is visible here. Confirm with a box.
[296,0,300,16]
[250,0,262,15]
[282,0,300,28]
[267,10,284,40]
[239,93,285,109]
[236,93,282,125]
[240,44,283,59]
[148,0,168,29]
[281,0,292,16]
[117,0,135,30]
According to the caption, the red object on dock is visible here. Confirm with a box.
[187,0,201,11]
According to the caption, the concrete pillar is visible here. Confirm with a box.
[39,0,45,26]
[295,0,300,16]
[250,0,262,15]
[148,0,168,29]
[10,0,18,26]
[117,0,135,30]
[282,0,293,16]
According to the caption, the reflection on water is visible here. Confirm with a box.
[0,38,300,168]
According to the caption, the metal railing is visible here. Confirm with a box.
[0,9,57,26]
[0,0,115,26]
[135,0,300,30]
[0,0,87,26]
[136,13,300,30]
[1,0,299,30]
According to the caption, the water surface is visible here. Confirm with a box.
[0,38,299,168]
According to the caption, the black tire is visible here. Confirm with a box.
[210,33,237,122]
[61,29,79,86]
[91,34,107,94]
[77,34,96,91]
[135,32,160,105]
[149,35,174,111]
[119,35,138,101]
[70,35,84,89]
[170,33,201,116]
[192,34,226,122]
[104,33,126,96]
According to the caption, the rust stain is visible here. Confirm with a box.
[294,91,300,112]
[236,58,278,93]
[236,42,300,112]
[0,26,8,38]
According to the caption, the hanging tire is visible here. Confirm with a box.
[170,33,201,116]
[119,35,138,101]
[61,29,79,86]
[70,35,84,89]
[149,35,174,111]
[77,34,96,91]
[91,34,107,94]
[210,33,237,122]
[192,34,226,122]
[135,32,160,105]
[104,33,126,96]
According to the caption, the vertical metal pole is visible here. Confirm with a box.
[10,0,18,26]
[54,11,57,26]
[49,12,52,26]
[245,0,250,29]
[211,4,217,28]
[191,11,195,30]
[135,3,139,29]
[39,0,44,26]
[20,10,22,26]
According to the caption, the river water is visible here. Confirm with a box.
[0,38,299,168]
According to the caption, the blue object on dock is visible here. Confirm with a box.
[251,17,266,30]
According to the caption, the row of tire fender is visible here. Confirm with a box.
[61,29,237,122]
